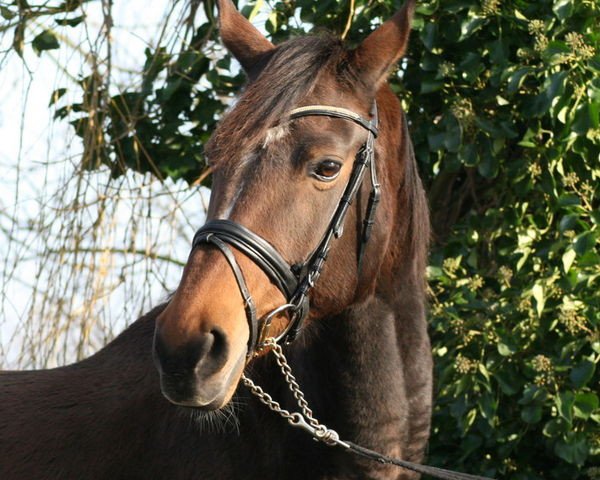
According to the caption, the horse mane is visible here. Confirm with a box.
[402,117,430,286]
[206,34,351,167]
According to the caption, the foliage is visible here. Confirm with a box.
[5,0,600,478]
[409,1,600,478]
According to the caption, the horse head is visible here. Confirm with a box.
[153,0,418,410]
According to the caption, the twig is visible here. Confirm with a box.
[45,247,187,267]
[342,0,355,39]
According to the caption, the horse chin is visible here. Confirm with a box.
[159,346,247,411]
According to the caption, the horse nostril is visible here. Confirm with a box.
[154,326,230,378]
[208,327,228,364]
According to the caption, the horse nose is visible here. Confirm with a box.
[153,326,230,380]
[154,327,230,376]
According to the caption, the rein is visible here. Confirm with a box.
[242,339,496,480]
[191,104,496,480]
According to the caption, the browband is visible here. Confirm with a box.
[288,105,379,138]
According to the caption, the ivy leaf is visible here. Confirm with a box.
[49,88,67,106]
[32,30,60,55]
[553,0,574,21]
[570,360,595,388]
[521,405,542,424]
[562,249,576,273]
[55,16,85,28]
[554,433,588,466]
[0,6,16,19]
[507,67,534,95]
[556,391,574,424]
[459,17,486,41]
[543,418,569,437]
[574,393,599,420]
[572,103,594,135]
[573,231,596,256]
[532,283,545,317]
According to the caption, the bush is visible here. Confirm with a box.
[403,1,599,478]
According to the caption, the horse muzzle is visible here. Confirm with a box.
[153,325,247,409]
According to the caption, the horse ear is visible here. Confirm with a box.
[217,0,274,76]
[351,0,416,90]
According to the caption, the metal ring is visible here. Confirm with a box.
[257,303,297,348]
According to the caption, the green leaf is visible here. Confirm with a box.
[416,2,439,15]
[265,10,278,33]
[573,231,596,256]
[559,214,578,232]
[421,22,437,51]
[556,391,574,424]
[574,393,599,420]
[420,80,444,94]
[573,103,594,135]
[554,433,588,466]
[570,360,595,388]
[514,9,528,21]
[532,283,545,317]
[519,385,548,405]
[562,249,576,273]
[0,6,16,19]
[497,341,516,356]
[543,418,569,437]
[459,143,478,166]
[558,194,581,207]
[458,52,483,82]
[507,67,533,95]
[49,88,67,106]
[494,368,521,395]
[460,16,486,41]
[553,0,574,21]
[477,149,499,178]
[546,71,568,101]
[247,0,264,21]
[427,130,446,151]
[55,16,85,27]
[32,30,60,55]
[521,405,542,424]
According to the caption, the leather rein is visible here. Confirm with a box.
[190,104,495,480]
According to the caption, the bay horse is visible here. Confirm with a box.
[0,0,433,478]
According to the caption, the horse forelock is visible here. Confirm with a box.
[206,34,352,170]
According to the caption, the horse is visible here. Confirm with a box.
[0,0,433,478]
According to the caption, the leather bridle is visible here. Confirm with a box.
[192,103,380,356]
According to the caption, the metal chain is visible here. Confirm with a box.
[241,338,495,480]
[241,337,344,446]
[240,375,295,422]
[267,338,320,428]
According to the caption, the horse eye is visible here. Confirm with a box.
[312,160,342,182]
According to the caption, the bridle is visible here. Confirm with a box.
[192,102,380,356]
[189,103,495,480]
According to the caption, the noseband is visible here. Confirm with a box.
[192,103,380,356]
